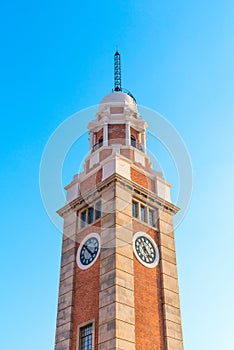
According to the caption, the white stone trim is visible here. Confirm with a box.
[126,121,130,146]
[142,131,146,152]
[156,176,171,202]
[88,113,147,131]
[102,157,131,182]
[89,152,100,169]
[66,182,80,203]
[103,123,108,146]
[134,148,145,166]
[76,319,95,350]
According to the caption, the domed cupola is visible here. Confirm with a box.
[98,91,138,116]
[87,51,147,154]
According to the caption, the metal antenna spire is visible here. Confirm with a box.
[114,51,122,91]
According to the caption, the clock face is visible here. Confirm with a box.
[76,233,100,270]
[133,232,159,268]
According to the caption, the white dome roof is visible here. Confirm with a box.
[98,91,137,113]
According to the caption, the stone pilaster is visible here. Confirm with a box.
[54,211,77,350]
[158,209,184,350]
[98,182,135,350]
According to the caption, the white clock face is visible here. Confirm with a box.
[133,232,159,268]
[76,233,100,270]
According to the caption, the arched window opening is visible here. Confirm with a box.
[98,137,103,148]
[131,136,136,148]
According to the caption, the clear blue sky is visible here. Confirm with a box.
[1,1,234,349]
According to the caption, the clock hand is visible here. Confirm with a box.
[84,245,93,256]
[143,242,151,253]
[141,244,147,257]
[141,244,148,257]
[85,244,97,256]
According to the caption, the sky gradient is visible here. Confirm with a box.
[1,1,234,349]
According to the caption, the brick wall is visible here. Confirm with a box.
[120,148,134,161]
[72,222,101,350]
[100,149,112,162]
[80,169,102,195]
[108,124,125,145]
[133,220,165,350]
[131,167,155,192]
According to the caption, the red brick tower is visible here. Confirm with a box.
[54,53,184,350]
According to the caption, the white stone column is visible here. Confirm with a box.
[89,132,94,151]
[126,122,130,146]
[103,123,108,146]
[93,132,96,148]
[142,131,146,153]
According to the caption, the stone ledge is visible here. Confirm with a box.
[101,224,133,247]
[164,319,183,341]
[161,259,178,279]
[160,246,176,264]
[55,322,72,343]
[55,338,72,350]
[158,210,174,223]
[63,211,77,229]
[58,291,73,311]
[102,197,132,216]
[58,275,74,296]
[116,303,135,325]
[101,238,133,260]
[159,232,175,251]
[60,261,75,282]
[163,304,182,325]
[116,269,134,290]
[100,269,134,296]
[116,319,135,342]
[63,223,77,241]
[99,304,135,326]
[116,338,135,350]
[98,339,115,350]
[100,252,134,276]
[99,283,135,309]
[162,273,179,292]
[98,319,116,343]
[56,306,73,327]
[100,270,115,291]
[159,220,174,235]
[101,211,133,229]
[62,237,76,254]
[99,284,116,308]
[61,248,76,268]
[99,303,116,324]
[163,289,180,308]
[166,337,184,350]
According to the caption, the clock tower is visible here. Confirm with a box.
[54,52,184,350]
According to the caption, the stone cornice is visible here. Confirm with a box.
[87,113,147,132]
[57,173,179,217]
